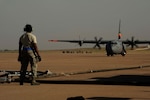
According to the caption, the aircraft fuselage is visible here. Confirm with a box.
[106,40,126,56]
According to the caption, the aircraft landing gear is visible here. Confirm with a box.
[107,53,113,56]
[121,47,126,56]
[121,51,126,56]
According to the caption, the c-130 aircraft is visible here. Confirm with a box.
[49,20,150,56]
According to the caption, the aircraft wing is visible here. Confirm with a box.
[123,40,150,44]
[49,40,109,44]
[49,40,83,43]
[82,40,109,44]
[49,39,110,48]
[122,39,150,49]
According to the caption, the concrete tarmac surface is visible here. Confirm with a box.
[0,49,150,100]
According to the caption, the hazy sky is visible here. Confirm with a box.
[1,0,150,50]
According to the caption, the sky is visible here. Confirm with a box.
[0,0,150,50]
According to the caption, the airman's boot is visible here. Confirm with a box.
[31,77,40,85]
[20,74,24,85]
[31,81,40,85]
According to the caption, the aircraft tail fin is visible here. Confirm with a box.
[118,33,122,39]
[118,19,122,39]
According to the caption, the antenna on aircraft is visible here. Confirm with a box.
[118,19,122,40]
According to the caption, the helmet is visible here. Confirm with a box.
[24,24,32,32]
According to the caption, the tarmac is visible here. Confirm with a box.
[0,49,150,100]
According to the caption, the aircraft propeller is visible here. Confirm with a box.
[78,36,85,47]
[126,36,139,50]
[93,37,103,49]
[78,40,84,47]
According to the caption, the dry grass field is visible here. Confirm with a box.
[0,49,150,100]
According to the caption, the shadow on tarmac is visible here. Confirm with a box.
[37,75,150,86]
[66,96,130,100]
[67,96,130,100]
[87,97,130,100]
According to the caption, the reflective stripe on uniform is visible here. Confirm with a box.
[23,47,32,51]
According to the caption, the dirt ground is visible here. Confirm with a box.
[0,49,150,100]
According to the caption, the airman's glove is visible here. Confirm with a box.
[38,56,41,62]
[36,56,41,62]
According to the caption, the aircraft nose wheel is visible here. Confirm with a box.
[121,52,126,56]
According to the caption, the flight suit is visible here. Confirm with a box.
[19,32,38,85]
